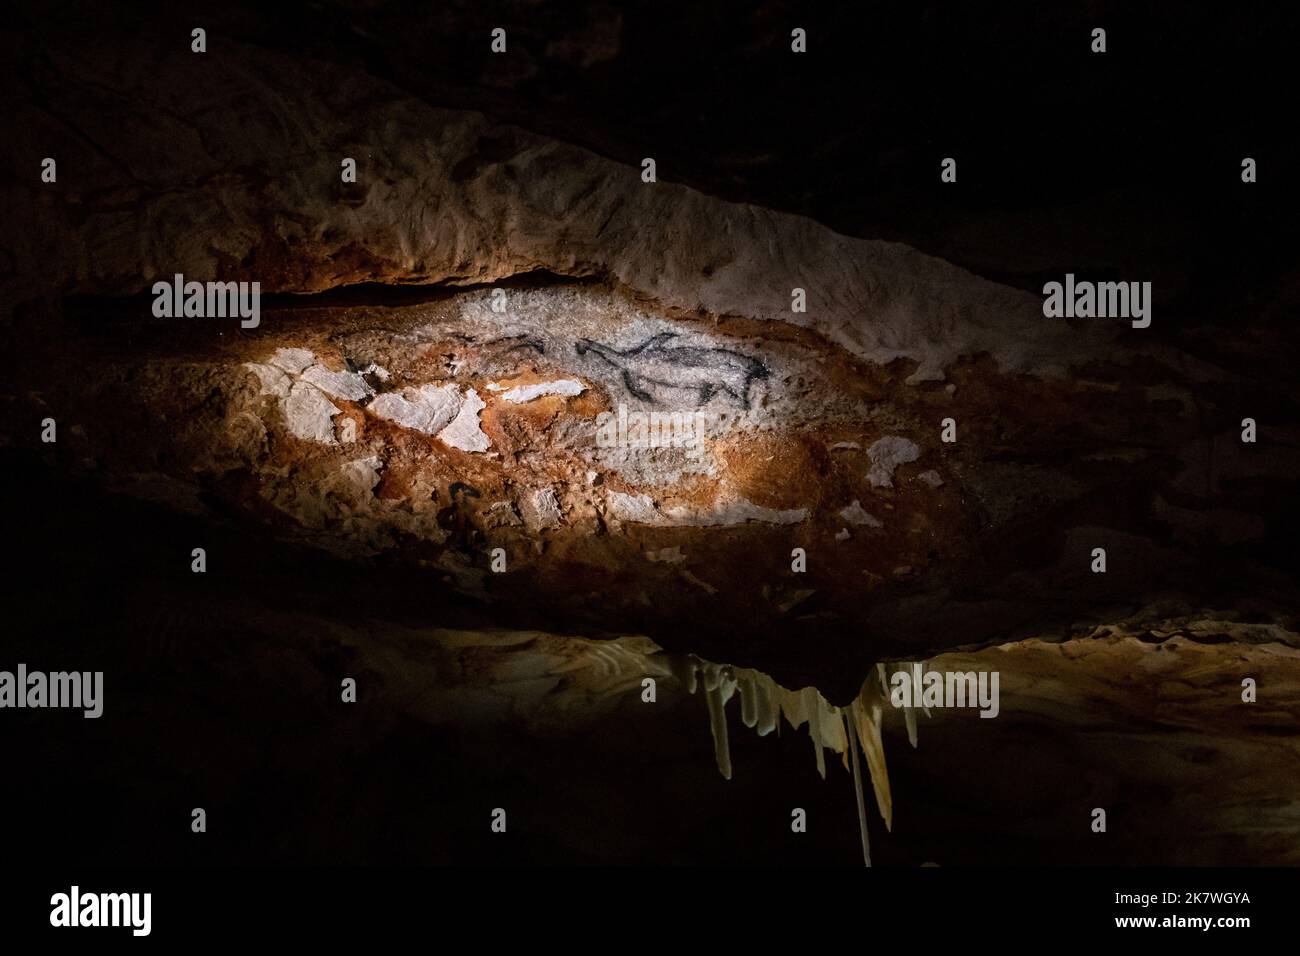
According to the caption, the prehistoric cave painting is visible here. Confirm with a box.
[575,332,768,408]
[487,334,546,355]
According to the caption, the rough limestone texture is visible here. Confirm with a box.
[905,623,1300,865]
[10,275,1296,677]
[520,488,563,531]
[2,30,1134,386]
[1,24,1297,680]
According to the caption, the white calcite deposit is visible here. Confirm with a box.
[368,384,462,435]
[300,364,373,402]
[867,436,920,488]
[369,384,490,452]
[840,500,883,528]
[497,379,586,403]
[246,348,494,453]
[520,488,564,531]
[607,489,807,527]
[436,388,491,452]
[283,380,340,445]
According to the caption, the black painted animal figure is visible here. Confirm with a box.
[575,332,768,408]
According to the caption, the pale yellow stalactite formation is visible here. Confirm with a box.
[704,674,733,781]
[679,654,907,865]
[882,662,925,749]
[844,710,871,867]
[850,672,893,833]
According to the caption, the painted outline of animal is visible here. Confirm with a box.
[574,332,768,408]
[488,334,546,355]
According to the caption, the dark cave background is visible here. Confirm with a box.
[2,1,1298,866]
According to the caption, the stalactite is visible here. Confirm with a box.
[705,679,732,780]
[683,652,898,852]
[849,682,893,831]
[844,710,872,867]
[753,674,777,737]
[903,706,919,749]
[737,672,758,728]
[777,681,806,731]
[881,662,920,748]
[805,686,828,780]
